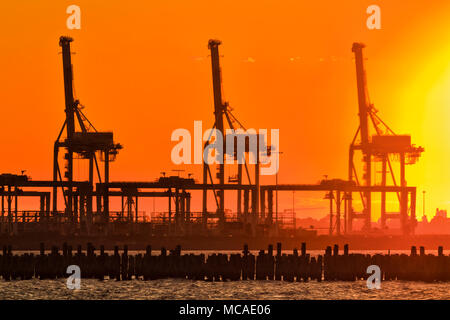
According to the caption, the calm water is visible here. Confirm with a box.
[0,279,449,300]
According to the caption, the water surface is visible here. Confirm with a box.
[0,279,448,300]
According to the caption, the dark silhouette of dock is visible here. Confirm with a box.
[0,37,424,240]
[1,243,449,282]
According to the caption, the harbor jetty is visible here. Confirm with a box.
[0,243,448,282]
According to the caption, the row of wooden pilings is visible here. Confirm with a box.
[0,243,449,282]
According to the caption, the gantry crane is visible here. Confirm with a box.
[54,36,122,227]
[348,43,424,235]
[202,40,265,232]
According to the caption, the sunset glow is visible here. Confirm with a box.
[0,0,449,222]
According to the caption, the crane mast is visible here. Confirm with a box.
[207,39,225,224]
[59,36,75,219]
[352,42,372,230]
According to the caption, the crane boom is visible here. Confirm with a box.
[352,43,370,147]
[352,42,372,230]
[208,39,225,222]
[59,36,75,218]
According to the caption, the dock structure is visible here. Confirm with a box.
[0,38,423,238]
[0,174,417,237]
[0,243,449,282]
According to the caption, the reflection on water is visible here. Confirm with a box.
[0,279,449,300]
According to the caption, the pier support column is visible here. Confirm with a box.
[336,191,341,235]
[260,189,265,221]
[410,189,416,235]
[327,191,334,235]
[243,189,249,220]
[381,155,387,229]
[103,149,110,225]
[400,152,408,235]
[237,164,242,218]
[268,190,273,225]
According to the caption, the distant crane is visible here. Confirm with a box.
[348,43,424,235]
[202,40,266,231]
[54,36,122,226]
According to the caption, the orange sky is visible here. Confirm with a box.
[0,1,449,221]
